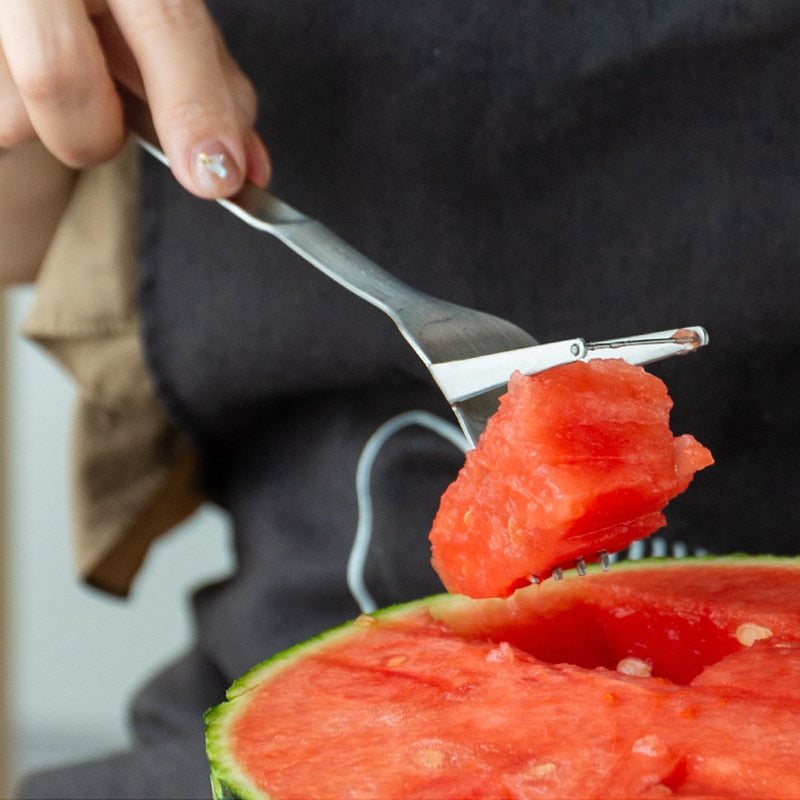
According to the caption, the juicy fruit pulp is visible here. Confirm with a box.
[205,559,800,799]
[429,360,713,597]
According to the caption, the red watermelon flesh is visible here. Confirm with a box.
[205,559,800,799]
[429,359,714,597]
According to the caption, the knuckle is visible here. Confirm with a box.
[58,133,124,168]
[7,39,123,165]
[160,95,214,129]
[12,60,62,105]
[13,46,94,107]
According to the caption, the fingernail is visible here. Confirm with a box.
[191,141,243,196]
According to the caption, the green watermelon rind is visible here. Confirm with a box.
[204,554,800,800]
[204,598,440,800]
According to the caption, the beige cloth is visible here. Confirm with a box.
[19,140,203,596]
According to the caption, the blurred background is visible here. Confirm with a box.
[1,287,235,796]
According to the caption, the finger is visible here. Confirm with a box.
[0,0,125,166]
[108,0,259,198]
[0,45,36,149]
[215,36,271,187]
[90,7,145,98]
[95,8,271,189]
[95,2,271,192]
[245,128,271,188]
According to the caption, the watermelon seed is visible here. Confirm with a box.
[735,623,773,647]
[617,657,653,677]
[599,551,611,571]
[631,733,668,758]
[527,574,541,585]
[552,567,564,580]
[412,748,445,770]
[529,762,557,778]
[575,558,587,576]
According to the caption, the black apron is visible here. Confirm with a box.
[19,3,800,797]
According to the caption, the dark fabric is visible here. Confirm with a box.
[18,2,800,797]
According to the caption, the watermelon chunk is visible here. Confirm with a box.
[429,359,713,597]
[205,558,800,799]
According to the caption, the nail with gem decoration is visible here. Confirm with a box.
[192,141,242,195]
[198,151,228,178]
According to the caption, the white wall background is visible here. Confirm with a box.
[5,287,235,788]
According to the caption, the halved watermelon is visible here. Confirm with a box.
[429,360,713,597]
[205,558,800,799]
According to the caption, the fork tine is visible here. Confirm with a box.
[452,390,507,449]
[433,338,586,404]
[585,326,709,365]
[441,326,708,445]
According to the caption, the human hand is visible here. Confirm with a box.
[0,0,270,198]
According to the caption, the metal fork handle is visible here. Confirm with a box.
[217,184,460,363]
[121,87,460,356]
[139,137,421,300]
[131,128,465,372]
[229,185,427,312]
